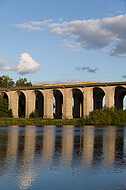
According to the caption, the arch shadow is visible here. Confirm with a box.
[53,90,63,119]
[115,86,126,110]
[93,88,105,110]
[18,92,26,118]
[35,91,44,117]
[73,89,83,118]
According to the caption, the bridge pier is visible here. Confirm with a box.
[62,89,73,119]
[9,91,19,118]
[83,88,93,117]
[25,91,36,118]
[43,89,53,119]
[105,86,115,108]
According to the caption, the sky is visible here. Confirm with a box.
[0,0,126,84]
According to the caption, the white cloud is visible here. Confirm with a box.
[14,23,43,31]
[14,14,126,57]
[0,60,16,71]
[14,20,53,31]
[33,79,89,85]
[17,53,40,75]
[0,53,40,75]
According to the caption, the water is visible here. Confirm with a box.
[0,125,126,190]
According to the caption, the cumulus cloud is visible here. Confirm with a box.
[0,53,40,75]
[14,14,126,57]
[76,66,98,73]
[17,53,40,75]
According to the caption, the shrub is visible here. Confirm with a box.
[29,109,39,118]
[8,109,13,118]
[88,107,126,125]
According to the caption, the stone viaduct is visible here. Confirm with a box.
[0,81,126,118]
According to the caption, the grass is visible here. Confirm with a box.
[0,118,80,126]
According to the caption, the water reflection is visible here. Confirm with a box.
[104,126,116,165]
[0,125,126,189]
[7,126,19,160]
[42,126,55,165]
[60,126,74,166]
[81,126,94,165]
[17,126,37,190]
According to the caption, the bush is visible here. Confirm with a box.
[29,109,39,118]
[8,109,13,118]
[88,107,126,125]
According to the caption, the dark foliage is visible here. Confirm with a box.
[0,96,13,118]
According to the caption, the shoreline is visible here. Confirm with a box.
[0,118,125,126]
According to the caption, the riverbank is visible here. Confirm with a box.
[0,116,125,126]
[0,107,125,126]
[0,118,81,126]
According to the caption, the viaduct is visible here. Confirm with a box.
[0,81,126,119]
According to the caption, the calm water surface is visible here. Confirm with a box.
[0,125,126,190]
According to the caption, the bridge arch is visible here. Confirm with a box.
[18,91,26,118]
[53,89,63,119]
[35,91,44,117]
[3,92,9,104]
[73,88,83,118]
[93,87,105,110]
[115,86,126,110]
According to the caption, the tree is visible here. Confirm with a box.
[16,78,32,87]
[0,75,14,88]
[0,95,13,117]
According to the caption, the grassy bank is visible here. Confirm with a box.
[0,118,81,126]
[0,107,125,126]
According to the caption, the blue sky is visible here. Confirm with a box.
[0,0,126,84]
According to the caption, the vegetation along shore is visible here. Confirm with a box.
[0,107,125,126]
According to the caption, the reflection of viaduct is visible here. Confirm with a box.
[1,125,126,188]
[1,81,126,118]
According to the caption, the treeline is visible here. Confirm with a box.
[0,75,32,88]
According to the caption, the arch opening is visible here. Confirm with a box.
[93,88,105,111]
[73,89,83,118]
[123,95,126,110]
[18,92,26,118]
[115,86,126,110]
[35,91,44,117]
[3,93,8,104]
[53,90,63,119]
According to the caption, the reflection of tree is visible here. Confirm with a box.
[0,129,9,179]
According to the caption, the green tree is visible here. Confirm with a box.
[16,78,32,87]
[0,95,13,117]
[0,75,14,88]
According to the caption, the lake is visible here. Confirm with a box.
[0,125,126,190]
